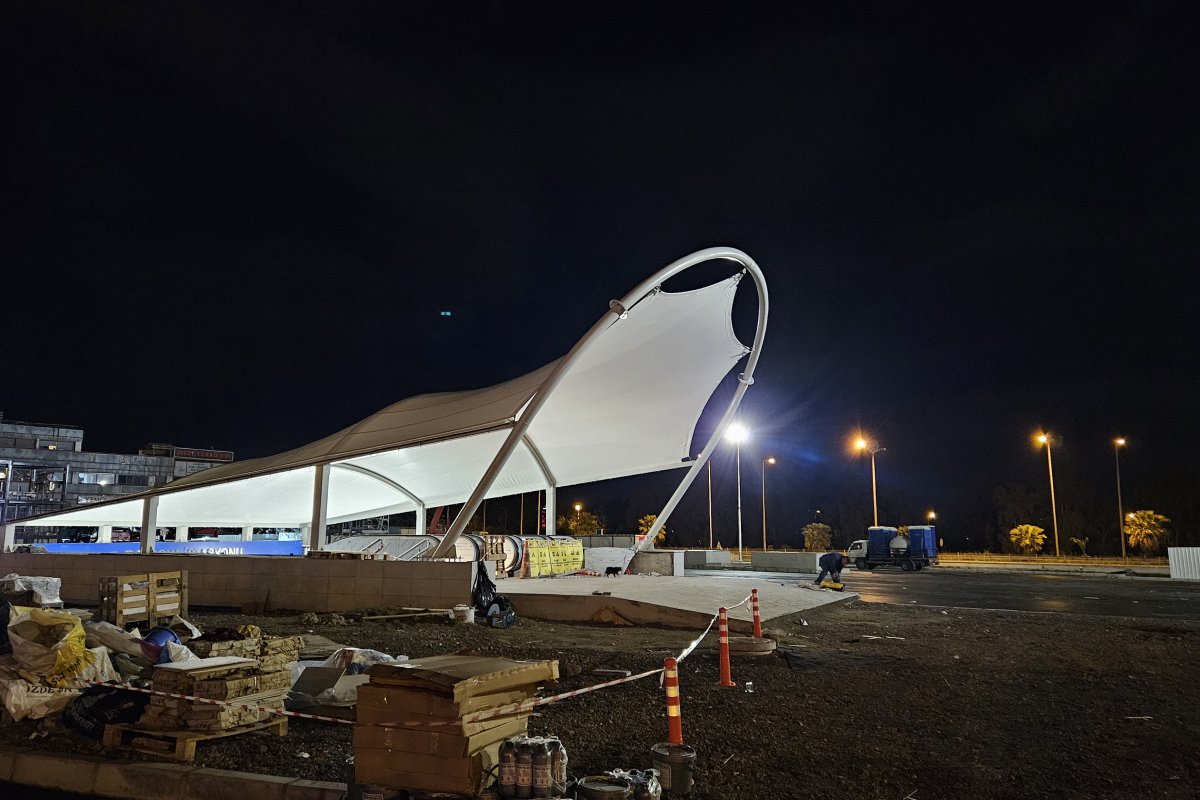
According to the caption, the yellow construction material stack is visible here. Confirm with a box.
[354,655,558,796]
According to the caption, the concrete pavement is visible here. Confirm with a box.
[501,573,853,631]
[696,567,1200,620]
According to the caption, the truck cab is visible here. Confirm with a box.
[848,539,868,569]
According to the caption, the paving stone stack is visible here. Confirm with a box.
[354,654,558,796]
[139,634,302,732]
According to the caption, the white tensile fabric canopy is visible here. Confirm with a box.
[17,269,756,535]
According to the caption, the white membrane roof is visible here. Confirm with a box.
[23,274,748,528]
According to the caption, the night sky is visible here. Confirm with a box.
[3,3,1197,549]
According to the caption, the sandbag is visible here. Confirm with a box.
[8,606,94,685]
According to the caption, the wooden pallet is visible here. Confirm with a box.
[98,571,188,628]
[103,717,288,762]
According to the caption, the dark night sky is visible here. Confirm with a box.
[3,3,1198,547]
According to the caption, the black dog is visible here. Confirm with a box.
[604,566,623,577]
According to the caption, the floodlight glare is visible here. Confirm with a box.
[724,423,750,444]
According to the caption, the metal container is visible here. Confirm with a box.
[574,775,633,800]
[650,743,697,796]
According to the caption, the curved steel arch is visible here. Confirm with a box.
[331,462,427,536]
[431,247,768,558]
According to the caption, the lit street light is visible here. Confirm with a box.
[927,509,937,521]
[761,456,776,551]
[854,435,886,527]
[724,422,750,562]
[573,502,582,513]
[1035,432,1061,557]
[1114,437,1127,563]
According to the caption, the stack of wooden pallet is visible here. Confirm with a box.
[98,571,188,629]
[354,654,558,796]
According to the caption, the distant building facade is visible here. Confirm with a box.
[0,413,233,524]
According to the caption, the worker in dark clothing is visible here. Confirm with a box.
[814,552,849,585]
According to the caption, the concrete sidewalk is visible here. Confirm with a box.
[501,573,851,632]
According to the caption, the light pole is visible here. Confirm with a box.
[854,436,886,527]
[761,456,775,551]
[706,460,714,549]
[1035,433,1060,557]
[725,423,750,562]
[1114,437,1127,563]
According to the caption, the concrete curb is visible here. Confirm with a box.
[935,565,1169,579]
[0,744,346,800]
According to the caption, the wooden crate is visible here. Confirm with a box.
[103,717,287,762]
[98,571,188,629]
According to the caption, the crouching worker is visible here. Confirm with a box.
[814,552,849,587]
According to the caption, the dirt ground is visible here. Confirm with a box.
[3,601,1198,799]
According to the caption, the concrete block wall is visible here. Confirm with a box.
[750,551,820,573]
[628,550,684,576]
[0,553,475,613]
[577,535,637,548]
[683,549,732,567]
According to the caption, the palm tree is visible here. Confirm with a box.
[1008,524,1046,555]
[1124,510,1169,555]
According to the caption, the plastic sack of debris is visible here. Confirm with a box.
[64,683,150,738]
[167,615,202,643]
[322,647,405,675]
[0,675,81,721]
[0,598,10,657]
[0,574,63,608]
[7,606,95,685]
[472,565,497,612]
[84,620,148,660]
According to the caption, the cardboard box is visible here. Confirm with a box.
[353,715,527,757]
[354,740,501,795]
[366,655,558,701]
[356,684,534,719]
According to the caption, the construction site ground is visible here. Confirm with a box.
[3,601,1198,800]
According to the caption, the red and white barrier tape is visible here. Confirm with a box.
[76,590,757,731]
[458,666,665,725]
[76,679,357,726]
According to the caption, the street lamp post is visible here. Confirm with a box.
[1114,438,1127,563]
[761,457,775,551]
[706,460,714,549]
[927,510,937,522]
[1036,433,1060,557]
[725,423,750,562]
[854,437,886,527]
